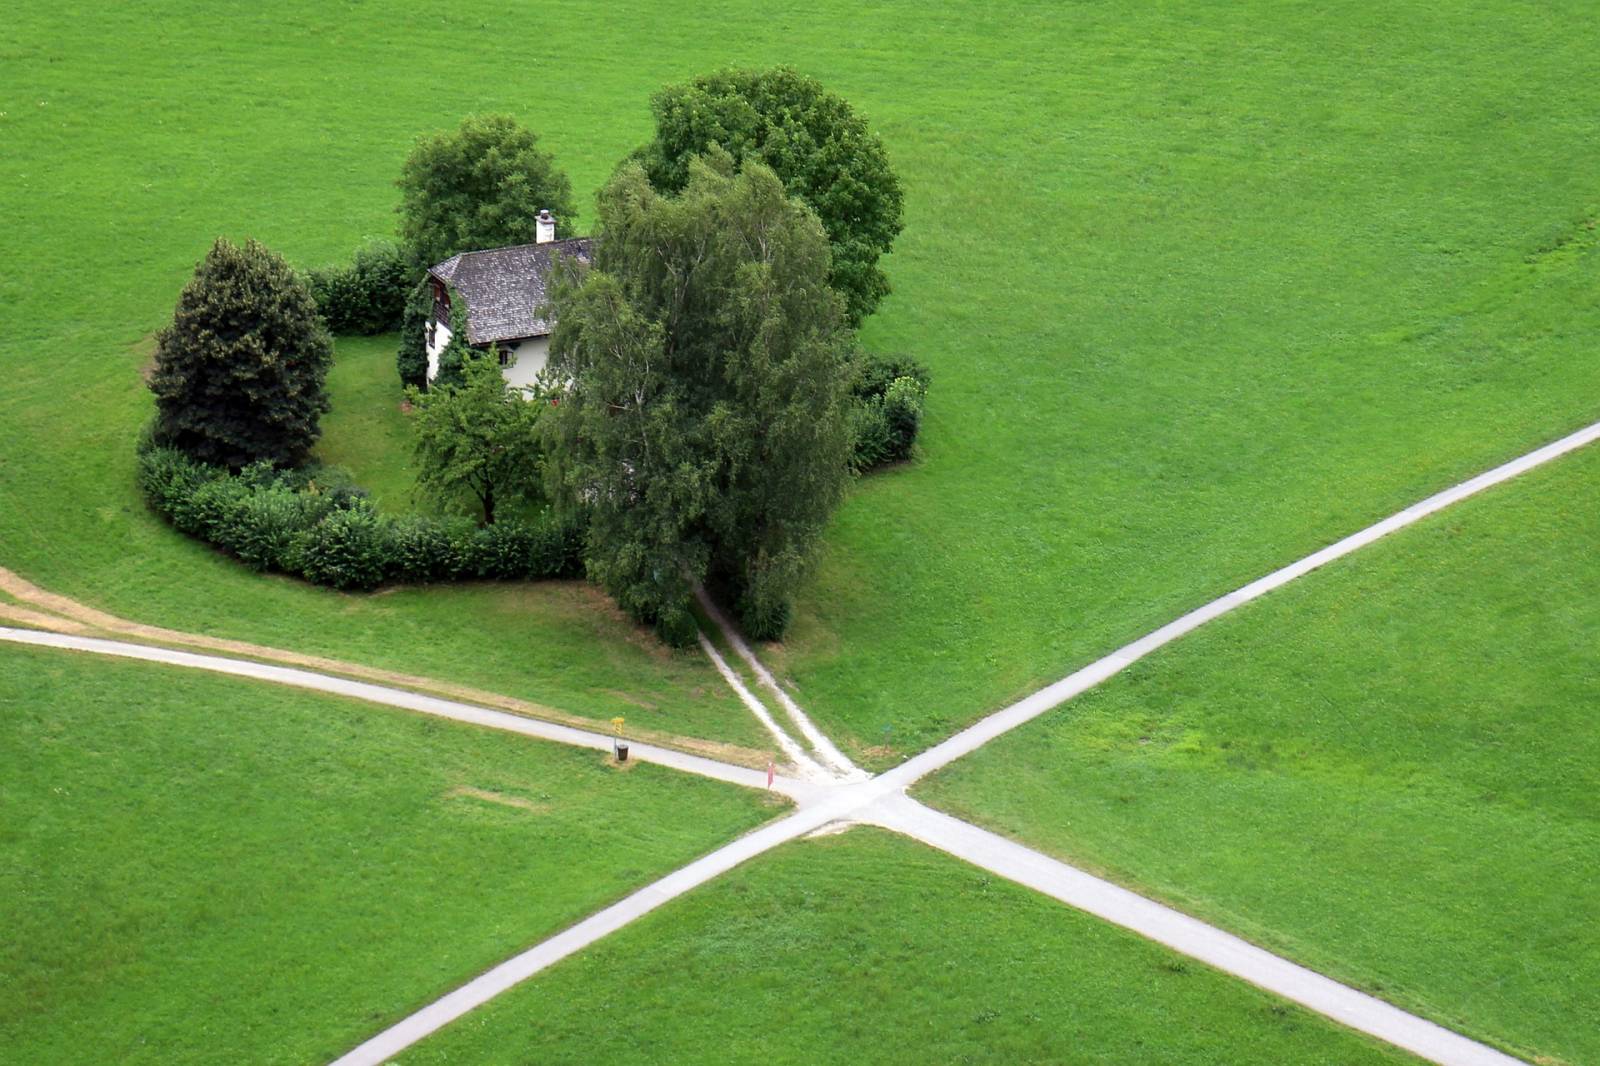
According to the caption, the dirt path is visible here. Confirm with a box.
[0,567,772,770]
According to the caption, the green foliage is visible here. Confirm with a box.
[397,113,577,271]
[849,353,930,470]
[148,237,334,469]
[851,352,930,403]
[298,501,392,590]
[306,240,413,334]
[429,296,474,390]
[634,67,904,325]
[396,283,431,389]
[136,447,582,592]
[406,350,544,525]
[545,159,855,643]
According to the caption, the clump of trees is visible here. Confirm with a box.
[632,67,904,326]
[148,237,333,469]
[142,71,925,633]
[544,157,855,643]
[406,351,545,525]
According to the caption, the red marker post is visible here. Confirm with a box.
[766,759,775,790]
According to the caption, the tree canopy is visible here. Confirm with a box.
[544,158,856,643]
[397,114,577,271]
[406,351,544,525]
[632,67,904,325]
[148,237,332,469]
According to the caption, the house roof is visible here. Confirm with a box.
[429,237,592,345]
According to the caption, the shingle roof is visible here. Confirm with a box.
[429,237,592,345]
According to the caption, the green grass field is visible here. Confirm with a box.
[3,4,1596,1058]
[0,644,778,1064]
[919,446,1600,1065]
[4,2,1598,763]
[397,828,1413,1064]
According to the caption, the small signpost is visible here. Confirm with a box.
[766,758,775,790]
[610,716,628,763]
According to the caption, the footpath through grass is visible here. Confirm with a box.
[0,644,778,1065]
[919,446,1600,1066]
[398,828,1413,1064]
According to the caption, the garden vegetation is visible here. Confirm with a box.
[148,237,333,469]
[544,157,855,643]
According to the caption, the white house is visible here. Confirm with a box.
[424,209,591,389]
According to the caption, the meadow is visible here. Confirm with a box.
[920,445,1600,1065]
[5,2,1599,765]
[0,644,777,1064]
[397,829,1413,1064]
[4,3,1597,1059]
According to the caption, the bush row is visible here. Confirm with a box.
[305,240,413,335]
[851,353,929,469]
[138,447,583,591]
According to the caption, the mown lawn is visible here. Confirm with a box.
[0,644,779,1065]
[397,828,1414,1064]
[3,1,1598,761]
[919,446,1600,1066]
[318,333,421,514]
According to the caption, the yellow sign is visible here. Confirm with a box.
[610,716,626,737]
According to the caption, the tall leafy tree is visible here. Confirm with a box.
[544,158,855,643]
[406,351,543,525]
[633,67,904,325]
[149,237,333,469]
[397,114,577,271]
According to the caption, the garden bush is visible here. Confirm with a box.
[298,502,393,590]
[307,240,412,335]
[137,446,584,592]
[849,354,929,470]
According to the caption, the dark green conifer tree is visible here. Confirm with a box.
[149,237,333,469]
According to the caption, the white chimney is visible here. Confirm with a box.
[536,209,556,244]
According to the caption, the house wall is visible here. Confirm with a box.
[425,320,452,382]
[501,336,551,390]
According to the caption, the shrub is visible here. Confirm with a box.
[306,240,412,335]
[850,399,894,471]
[231,484,318,572]
[138,446,585,591]
[849,354,929,470]
[138,446,221,519]
[881,375,925,461]
[297,502,392,591]
[180,475,252,543]
[851,352,929,401]
[388,513,466,583]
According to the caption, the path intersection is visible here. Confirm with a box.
[12,419,1597,1064]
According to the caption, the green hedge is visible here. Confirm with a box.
[138,447,584,591]
[306,240,412,335]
